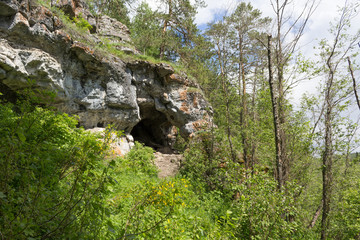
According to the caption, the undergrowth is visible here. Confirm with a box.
[0,88,317,239]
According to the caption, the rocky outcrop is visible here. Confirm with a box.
[0,0,212,151]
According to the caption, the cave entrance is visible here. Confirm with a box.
[130,109,175,153]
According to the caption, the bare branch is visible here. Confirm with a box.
[348,57,360,111]
[308,200,323,228]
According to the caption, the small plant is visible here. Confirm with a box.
[73,14,93,31]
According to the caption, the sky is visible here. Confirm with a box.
[135,0,360,117]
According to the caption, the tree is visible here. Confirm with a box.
[158,0,205,60]
[315,2,360,238]
[85,0,132,25]
[227,2,271,171]
[131,2,162,57]
[206,20,237,162]
[268,0,319,188]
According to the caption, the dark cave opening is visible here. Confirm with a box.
[130,110,175,153]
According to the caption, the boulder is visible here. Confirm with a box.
[96,15,131,42]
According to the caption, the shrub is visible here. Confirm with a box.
[0,95,114,239]
[180,130,243,195]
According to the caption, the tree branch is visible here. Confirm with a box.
[347,57,360,111]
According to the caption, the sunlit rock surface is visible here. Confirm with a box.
[0,0,212,151]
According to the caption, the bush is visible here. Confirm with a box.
[0,96,114,239]
[180,130,243,195]
[330,179,360,239]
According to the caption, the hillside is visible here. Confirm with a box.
[1,0,360,239]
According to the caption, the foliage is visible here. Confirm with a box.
[130,2,162,57]
[101,142,224,240]
[181,130,242,194]
[229,176,308,240]
[331,179,360,239]
[5,0,360,239]
[85,0,131,26]
[121,141,157,176]
[0,93,114,239]
[73,14,93,31]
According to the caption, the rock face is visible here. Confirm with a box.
[0,0,212,152]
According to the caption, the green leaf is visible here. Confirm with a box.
[17,129,26,142]
[0,192,6,199]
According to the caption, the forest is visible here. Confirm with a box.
[1,0,360,239]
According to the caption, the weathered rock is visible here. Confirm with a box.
[9,12,29,31]
[29,6,54,30]
[0,0,212,152]
[74,3,96,32]
[0,0,18,17]
[51,0,76,18]
[87,127,135,156]
[96,15,131,42]
[156,63,174,77]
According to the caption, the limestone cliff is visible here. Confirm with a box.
[0,0,212,152]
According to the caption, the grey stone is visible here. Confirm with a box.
[156,63,174,77]
[0,0,18,17]
[116,46,140,55]
[105,81,137,109]
[0,0,212,143]
[51,0,76,18]
[155,98,166,112]
[97,15,131,42]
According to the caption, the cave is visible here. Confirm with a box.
[130,108,175,153]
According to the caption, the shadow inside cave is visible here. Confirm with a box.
[130,110,175,154]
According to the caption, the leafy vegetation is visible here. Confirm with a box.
[1,0,360,239]
[0,95,313,239]
[0,91,114,239]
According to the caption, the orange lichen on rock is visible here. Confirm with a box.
[168,74,183,83]
[192,95,198,108]
[53,17,64,29]
[180,102,189,113]
[192,119,208,131]
[179,90,187,100]
[167,74,191,85]
[71,42,94,55]
[110,145,124,157]
[55,30,72,42]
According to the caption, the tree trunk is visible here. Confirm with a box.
[217,45,237,163]
[275,10,288,185]
[347,57,360,111]
[321,62,335,240]
[308,201,323,228]
[250,67,259,174]
[239,35,249,169]
[321,103,333,240]
[267,35,284,189]
[160,0,172,59]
